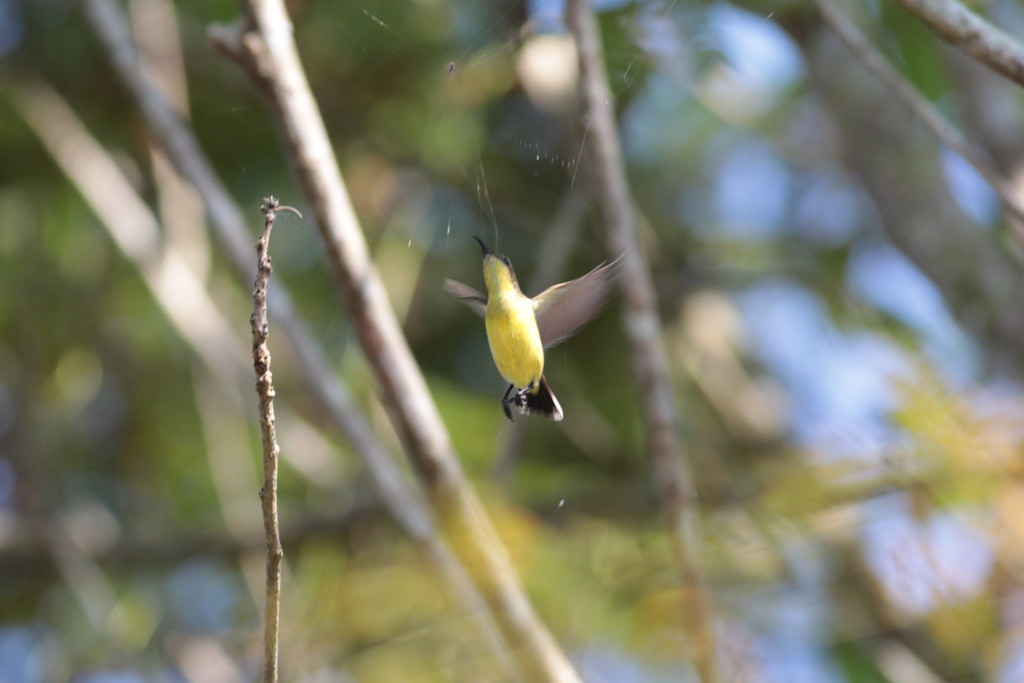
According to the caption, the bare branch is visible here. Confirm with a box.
[816,0,1024,240]
[871,641,950,683]
[9,77,244,392]
[78,0,517,674]
[251,196,298,683]
[208,1,581,679]
[208,9,452,478]
[805,5,1024,372]
[894,0,1024,89]
[566,1,719,680]
[80,0,384,485]
[130,0,211,279]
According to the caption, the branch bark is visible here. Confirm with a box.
[80,0,385,497]
[77,0,516,675]
[804,7,1024,373]
[816,0,1024,237]
[893,0,1024,89]
[207,1,581,680]
[251,197,299,683]
[566,1,719,680]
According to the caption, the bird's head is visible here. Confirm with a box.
[474,237,520,296]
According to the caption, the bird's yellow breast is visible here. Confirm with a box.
[485,292,544,389]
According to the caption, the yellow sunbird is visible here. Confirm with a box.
[445,237,620,421]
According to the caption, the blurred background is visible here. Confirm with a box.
[3,0,1024,680]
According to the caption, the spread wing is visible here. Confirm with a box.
[443,279,487,318]
[533,256,621,348]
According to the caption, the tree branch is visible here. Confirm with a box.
[207,1,580,679]
[566,1,719,680]
[79,0,386,501]
[77,0,516,675]
[251,197,299,683]
[804,3,1024,373]
[816,0,1024,237]
[9,77,244,393]
[893,0,1024,89]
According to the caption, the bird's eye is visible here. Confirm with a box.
[500,256,511,268]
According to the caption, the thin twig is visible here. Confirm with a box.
[566,1,719,680]
[251,196,300,683]
[815,0,1024,236]
[209,2,581,679]
[894,0,1024,89]
[79,2,515,672]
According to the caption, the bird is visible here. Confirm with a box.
[444,236,620,421]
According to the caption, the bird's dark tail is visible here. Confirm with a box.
[520,376,563,421]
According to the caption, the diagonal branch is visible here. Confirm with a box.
[566,1,719,680]
[10,76,244,393]
[77,0,515,674]
[207,1,581,680]
[893,0,1024,89]
[816,0,1024,237]
[805,2,1024,373]
[80,0,384,493]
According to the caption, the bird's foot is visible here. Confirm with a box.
[501,384,516,421]
[501,383,536,421]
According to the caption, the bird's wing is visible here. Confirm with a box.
[533,256,621,348]
[443,279,487,318]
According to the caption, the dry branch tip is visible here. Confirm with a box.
[251,193,291,683]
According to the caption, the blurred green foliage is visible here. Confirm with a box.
[3,0,1024,681]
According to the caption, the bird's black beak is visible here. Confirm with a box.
[473,236,491,256]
